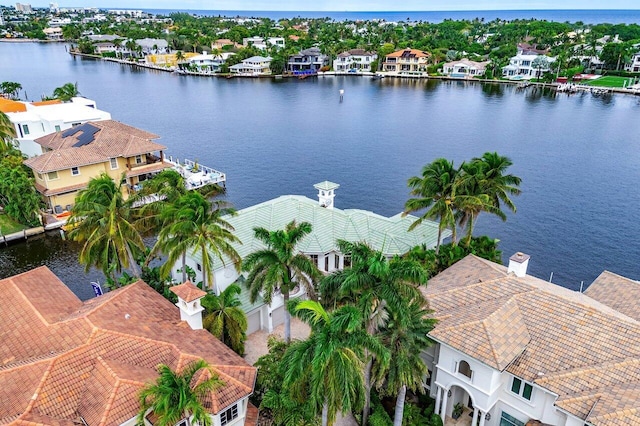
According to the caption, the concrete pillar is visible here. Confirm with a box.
[434,386,442,417]
[440,388,449,424]
[472,407,479,426]
[478,411,486,426]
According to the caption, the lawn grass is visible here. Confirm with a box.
[0,213,27,235]
[584,76,636,88]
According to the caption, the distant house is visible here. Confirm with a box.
[93,41,117,54]
[43,27,63,41]
[135,37,168,54]
[242,36,285,50]
[502,53,556,80]
[0,267,257,426]
[186,51,234,73]
[229,56,272,75]
[383,48,430,75]
[333,49,377,72]
[287,47,328,73]
[624,51,640,72]
[442,58,490,78]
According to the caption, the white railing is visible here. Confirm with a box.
[166,157,226,189]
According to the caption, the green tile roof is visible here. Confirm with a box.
[195,195,449,269]
[313,181,340,191]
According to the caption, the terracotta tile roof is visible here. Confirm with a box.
[423,255,640,426]
[30,100,62,107]
[34,182,88,197]
[170,281,207,302]
[0,267,256,426]
[24,120,166,173]
[0,98,27,113]
[584,271,640,321]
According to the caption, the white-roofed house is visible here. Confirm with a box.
[229,56,272,76]
[442,58,490,78]
[178,182,449,335]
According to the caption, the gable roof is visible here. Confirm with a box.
[24,120,166,173]
[386,48,430,59]
[0,267,256,426]
[424,255,640,426]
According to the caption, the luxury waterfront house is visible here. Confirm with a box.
[229,56,273,75]
[383,48,431,75]
[442,59,490,78]
[0,267,257,426]
[0,97,111,157]
[177,182,448,335]
[286,47,328,73]
[422,254,640,426]
[22,120,173,214]
[333,49,378,72]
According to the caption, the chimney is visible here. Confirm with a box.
[313,181,340,209]
[508,252,530,278]
[169,281,207,330]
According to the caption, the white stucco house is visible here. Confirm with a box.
[421,253,640,426]
[442,58,490,78]
[177,182,448,335]
[502,54,556,80]
[186,52,234,73]
[624,51,640,72]
[242,36,285,50]
[0,97,111,157]
[333,49,377,72]
[229,56,272,75]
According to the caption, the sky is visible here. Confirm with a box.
[10,0,640,11]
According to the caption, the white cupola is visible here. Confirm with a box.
[169,281,207,330]
[313,181,340,209]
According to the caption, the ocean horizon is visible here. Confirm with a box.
[141,8,640,24]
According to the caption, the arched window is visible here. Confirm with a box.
[458,360,472,379]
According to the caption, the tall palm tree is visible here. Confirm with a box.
[374,300,437,426]
[283,301,389,426]
[243,220,320,344]
[68,173,145,283]
[474,152,522,215]
[318,240,427,426]
[52,82,80,101]
[201,284,248,355]
[404,158,459,253]
[137,360,224,426]
[151,191,241,290]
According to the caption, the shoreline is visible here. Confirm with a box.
[69,51,640,95]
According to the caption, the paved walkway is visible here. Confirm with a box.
[243,319,357,426]
[244,318,311,365]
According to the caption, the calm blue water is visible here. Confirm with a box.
[144,9,640,24]
[1,42,639,299]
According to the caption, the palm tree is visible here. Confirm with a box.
[318,240,427,426]
[404,158,460,252]
[474,152,522,214]
[137,359,224,426]
[243,220,320,344]
[0,111,18,156]
[0,81,22,99]
[374,300,437,426]
[151,191,241,290]
[283,301,389,426]
[201,284,248,355]
[68,173,145,283]
[52,82,80,101]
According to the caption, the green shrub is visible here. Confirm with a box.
[101,51,116,58]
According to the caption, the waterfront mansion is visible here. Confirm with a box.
[23,120,174,214]
[422,253,640,426]
[177,181,448,334]
[0,267,257,426]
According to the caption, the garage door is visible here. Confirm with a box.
[247,310,261,335]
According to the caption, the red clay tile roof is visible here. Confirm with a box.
[0,98,27,113]
[424,255,640,426]
[0,267,256,426]
[24,120,166,173]
[385,48,430,58]
[170,281,207,302]
[34,182,88,197]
